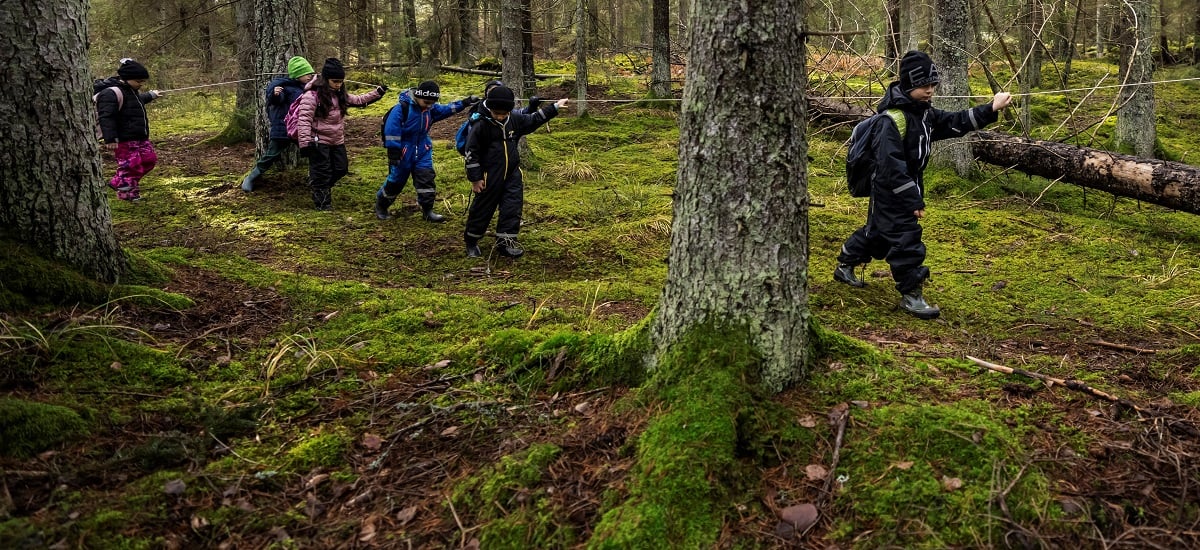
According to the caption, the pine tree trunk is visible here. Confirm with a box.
[1115,0,1156,157]
[521,0,536,94]
[253,0,307,164]
[932,0,975,176]
[650,0,671,98]
[214,0,257,147]
[0,0,125,282]
[575,0,590,116]
[404,0,420,61]
[653,0,811,393]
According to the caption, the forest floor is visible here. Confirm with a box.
[5,65,1200,548]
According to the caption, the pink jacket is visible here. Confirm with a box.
[294,82,382,147]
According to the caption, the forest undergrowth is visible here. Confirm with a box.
[3,61,1200,548]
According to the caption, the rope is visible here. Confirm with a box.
[151,74,1200,102]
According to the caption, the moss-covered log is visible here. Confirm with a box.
[971,131,1200,214]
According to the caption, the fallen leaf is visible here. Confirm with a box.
[574,401,592,414]
[780,502,819,531]
[942,476,963,491]
[893,461,915,470]
[164,478,186,496]
[322,310,340,321]
[361,433,383,450]
[805,464,828,481]
[305,473,330,489]
[797,415,817,428]
[190,515,210,529]
[441,426,459,437]
[358,515,377,542]
[397,505,418,525]
[110,361,122,371]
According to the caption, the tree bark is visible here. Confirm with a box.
[521,0,536,94]
[457,0,477,64]
[253,0,307,163]
[971,131,1200,213]
[932,0,974,176]
[0,0,124,282]
[575,0,590,116]
[650,0,671,98]
[654,0,811,393]
[1114,0,1156,157]
[404,0,420,62]
[213,0,257,146]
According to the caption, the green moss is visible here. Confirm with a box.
[590,322,762,548]
[832,401,1051,547]
[0,397,89,457]
[449,443,570,547]
[286,428,351,470]
[110,284,195,309]
[0,238,108,310]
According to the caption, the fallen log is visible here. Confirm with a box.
[970,131,1200,215]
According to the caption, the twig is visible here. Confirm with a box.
[819,405,849,509]
[965,355,1200,439]
[1088,339,1158,354]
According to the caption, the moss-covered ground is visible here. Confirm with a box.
[3,58,1200,548]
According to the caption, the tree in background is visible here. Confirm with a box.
[932,0,976,175]
[1114,0,1156,157]
[575,0,590,117]
[0,0,125,282]
[649,0,671,98]
[653,0,811,392]
[252,0,307,162]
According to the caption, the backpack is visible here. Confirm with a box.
[845,108,906,198]
[379,101,411,146]
[454,112,481,156]
[285,90,315,143]
[92,83,124,141]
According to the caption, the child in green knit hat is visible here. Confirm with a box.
[240,55,316,192]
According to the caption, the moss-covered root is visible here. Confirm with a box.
[0,397,89,458]
[588,323,761,548]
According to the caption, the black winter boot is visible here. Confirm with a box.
[833,263,865,287]
[465,241,482,258]
[900,291,940,320]
[497,237,524,258]
[241,167,262,192]
[312,188,333,211]
[422,206,446,223]
[374,193,394,220]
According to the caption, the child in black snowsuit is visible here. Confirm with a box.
[834,50,1012,319]
[462,86,568,258]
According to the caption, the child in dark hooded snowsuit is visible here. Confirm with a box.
[833,50,1012,319]
[95,58,163,202]
[462,86,568,258]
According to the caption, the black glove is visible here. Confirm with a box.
[298,145,316,159]
[463,95,480,107]
[377,85,389,95]
[527,96,542,111]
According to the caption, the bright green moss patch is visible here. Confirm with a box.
[589,323,762,548]
[450,443,569,547]
[0,397,89,457]
[831,400,1051,548]
[0,238,110,310]
[286,428,352,471]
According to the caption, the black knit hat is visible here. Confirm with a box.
[899,50,939,92]
[117,58,150,80]
[414,80,441,100]
[322,58,346,80]
[484,80,504,92]
[485,85,516,113]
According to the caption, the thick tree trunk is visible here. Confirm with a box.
[214,0,257,147]
[650,0,671,98]
[501,0,525,100]
[971,131,1200,213]
[1114,0,1156,157]
[253,0,307,164]
[457,0,477,64]
[0,0,124,282]
[521,0,536,94]
[932,0,974,176]
[654,0,811,393]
